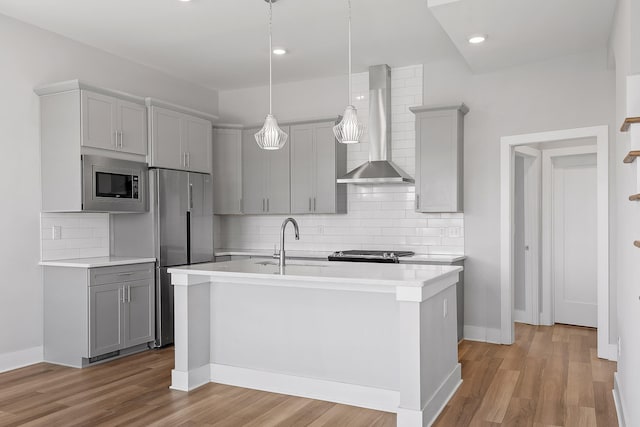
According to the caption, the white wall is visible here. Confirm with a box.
[0,12,218,370]
[423,49,614,337]
[609,0,640,424]
[217,65,465,255]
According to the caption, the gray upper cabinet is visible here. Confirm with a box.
[212,128,242,214]
[410,104,468,213]
[149,104,213,174]
[241,127,291,214]
[81,90,147,155]
[290,121,347,214]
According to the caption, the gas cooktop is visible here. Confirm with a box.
[328,250,415,263]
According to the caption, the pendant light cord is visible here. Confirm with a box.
[269,0,273,115]
[348,0,352,106]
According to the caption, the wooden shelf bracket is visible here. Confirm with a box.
[623,151,640,163]
[634,241,640,248]
[621,117,640,132]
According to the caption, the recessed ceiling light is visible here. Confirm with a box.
[468,34,487,44]
[273,48,287,55]
[178,0,191,2]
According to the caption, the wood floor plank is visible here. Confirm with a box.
[502,397,536,427]
[565,406,597,427]
[469,369,520,424]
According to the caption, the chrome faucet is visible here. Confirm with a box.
[279,217,300,268]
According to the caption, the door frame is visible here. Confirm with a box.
[499,125,614,360]
[513,146,541,326]
[541,146,598,326]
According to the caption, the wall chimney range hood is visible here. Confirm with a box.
[337,64,414,185]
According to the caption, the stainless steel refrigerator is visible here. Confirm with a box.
[152,169,213,347]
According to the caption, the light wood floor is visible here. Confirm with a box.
[0,323,617,426]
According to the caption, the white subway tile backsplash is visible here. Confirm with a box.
[40,213,110,261]
[217,65,463,256]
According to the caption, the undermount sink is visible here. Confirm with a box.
[255,260,326,268]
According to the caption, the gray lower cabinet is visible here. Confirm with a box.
[241,127,291,214]
[290,121,347,214]
[44,263,155,368]
[410,104,468,213]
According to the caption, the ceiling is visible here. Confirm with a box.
[428,0,617,73]
[0,0,618,90]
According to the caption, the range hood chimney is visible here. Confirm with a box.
[337,64,414,184]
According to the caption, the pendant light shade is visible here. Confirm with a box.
[255,0,288,150]
[334,105,364,144]
[333,0,363,145]
[255,114,288,149]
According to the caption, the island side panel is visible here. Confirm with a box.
[209,282,400,391]
[171,273,211,391]
[397,274,461,427]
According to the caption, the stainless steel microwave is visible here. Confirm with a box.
[82,155,148,213]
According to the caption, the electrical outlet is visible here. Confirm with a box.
[52,226,61,240]
[443,298,448,318]
[447,227,461,238]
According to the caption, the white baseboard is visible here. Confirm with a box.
[463,325,502,344]
[0,346,43,373]
[613,372,626,427]
[170,364,210,392]
[210,363,399,413]
[598,343,618,362]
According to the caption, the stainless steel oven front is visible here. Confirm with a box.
[82,155,148,213]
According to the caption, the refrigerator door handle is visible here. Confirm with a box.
[189,183,194,210]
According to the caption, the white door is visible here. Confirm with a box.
[552,154,597,327]
[183,115,212,174]
[81,91,117,151]
[117,100,147,155]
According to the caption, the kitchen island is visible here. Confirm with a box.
[168,259,463,427]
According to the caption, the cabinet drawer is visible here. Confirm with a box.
[90,263,154,286]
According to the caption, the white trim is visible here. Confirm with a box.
[210,363,399,413]
[0,346,43,373]
[613,373,627,427]
[500,126,611,359]
[170,364,211,392]
[463,325,502,343]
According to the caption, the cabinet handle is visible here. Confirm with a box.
[309,198,312,212]
[313,197,316,212]
[187,152,191,168]
[262,198,265,212]
[239,198,243,213]
[114,131,118,148]
[121,287,126,303]
[127,285,131,303]
[416,194,420,210]
[118,131,123,148]
[267,198,269,212]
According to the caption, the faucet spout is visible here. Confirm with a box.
[279,217,300,268]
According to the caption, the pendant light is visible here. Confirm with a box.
[333,0,364,144]
[255,0,288,150]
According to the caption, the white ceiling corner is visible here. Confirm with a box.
[428,0,617,73]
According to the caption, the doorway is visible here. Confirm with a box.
[500,126,613,360]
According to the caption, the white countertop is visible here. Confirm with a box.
[214,248,465,264]
[39,256,156,268]
[169,259,462,289]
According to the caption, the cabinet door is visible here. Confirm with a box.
[290,124,315,214]
[313,123,338,213]
[212,129,242,214]
[118,100,147,155]
[81,91,117,151]
[265,125,291,214]
[89,283,123,357]
[184,116,212,174]
[241,129,266,214]
[123,280,154,347]
[151,107,183,170]
[415,109,461,212]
